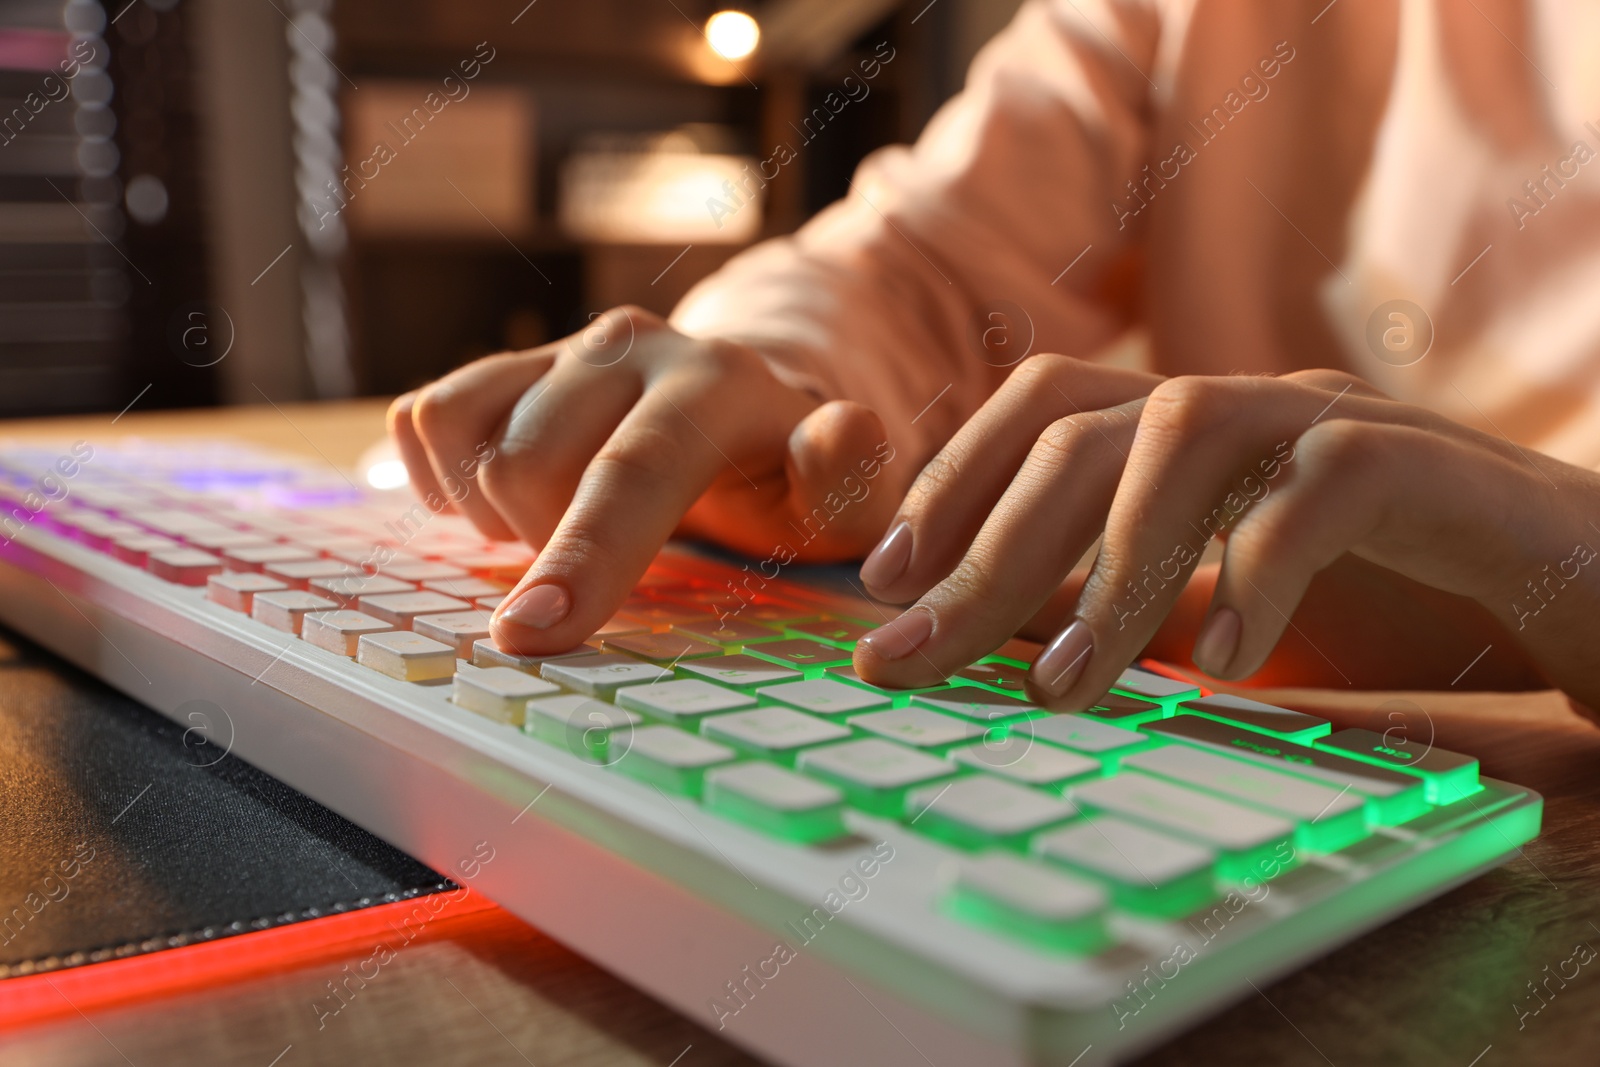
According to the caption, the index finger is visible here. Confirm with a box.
[489,363,814,653]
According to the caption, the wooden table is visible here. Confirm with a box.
[3,401,1598,1066]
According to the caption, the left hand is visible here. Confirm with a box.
[852,358,1600,710]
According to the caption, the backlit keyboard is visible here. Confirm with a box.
[0,438,1544,1066]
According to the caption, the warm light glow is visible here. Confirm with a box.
[705,11,760,61]
[366,459,409,490]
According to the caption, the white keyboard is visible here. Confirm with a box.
[0,437,1543,1065]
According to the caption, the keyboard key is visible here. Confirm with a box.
[475,595,506,611]
[1033,816,1217,917]
[730,603,819,625]
[611,725,737,796]
[787,617,873,645]
[825,665,952,700]
[525,694,640,763]
[112,533,178,565]
[1142,716,1428,825]
[385,562,469,583]
[302,610,393,656]
[309,573,415,608]
[541,653,672,696]
[945,853,1109,954]
[357,591,473,629]
[951,736,1101,788]
[1316,728,1481,804]
[357,630,457,682]
[909,776,1078,850]
[1079,692,1166,725]
[700,707,852,765]
[206,571,288,613]
[679,654,802,689]
[220,543,315,572]
[847,707,986,752]
[1069,772,1295,879]
[1113,666,1201,702]
[615,679,756,724]
[471,638,592,674]
[452,664,560,725]
[1178,693,1331,743]
[147,548,223,585]
[251,590,339,635]
[911,688,1038,724]
[955,658,1031,696]
[413,611,494,658]
[797,738,955,815]
[743,638,852,670]
[264,558,355,589]
[755,678,890,715]
[603,631,722,662]
[1122,744,1369,853]
[671,617,782,646]
[1013,714,1148,756]
[703,763,847,843]
[185,529,271,552]
[593,614,650,638]
[421,576,508,601]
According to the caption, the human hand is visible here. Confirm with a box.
[854,357,1600,710]
[388,307,898,653]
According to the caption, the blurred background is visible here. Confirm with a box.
[0,0,1024,418]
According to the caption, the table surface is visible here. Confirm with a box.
[3,400,1598,1067]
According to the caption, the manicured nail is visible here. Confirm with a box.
[859,521,912,590]
[500,582,571,630]
[1192,607,1241,677]
[858,608,934,662]
[1033,619,1093,696]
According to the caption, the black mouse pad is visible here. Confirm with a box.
[0,628,453,979]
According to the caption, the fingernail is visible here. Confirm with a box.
[499,583,571,630]
[859,608,934,662]
[859,521,912,589]
[1033,619,1094,696]
[1192,607,1241,677]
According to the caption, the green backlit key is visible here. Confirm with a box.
[797,738,955,816]
[787,617,873,646]
[701,706,852,765]
[1013,714,1148,757]
[847,707,987,753]
[680,654,803,690]
[1178,693,1331,743]
[1315,728,1481,804]
[615,679,756,725]
[1112,666,1201,704]
[755,678,891,715]
[604,631,723,662]
[541,653,673,697]
[671,617,783,646]
[955,658,1030,696]
[1142,715,1429,825]
[703,763,847,843]
[908,776,1078,851]
[744,638,854,670]
[1069,771,1295,880]
[944,853,1110,954]
[611,724,737,796]
[1033,815,1217,917]
[826,665,953,702]
[1080,692,1166,725]
[525,694,641,763]
[910,688,1038,725]
[1121,744,1370,853]
[950,736,1101,789]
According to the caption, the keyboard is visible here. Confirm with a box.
[0,437,1543,1065]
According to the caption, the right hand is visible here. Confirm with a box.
[388,307,899,654]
